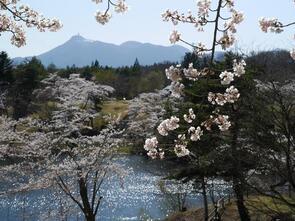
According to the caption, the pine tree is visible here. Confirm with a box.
[11,57,47,119]
[0,51,14,84]
[94,59,100,68]
[132,58,140,72]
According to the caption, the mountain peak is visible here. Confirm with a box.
[69,34,87,42]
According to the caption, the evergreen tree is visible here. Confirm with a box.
[0,51,14,84]
[11,57,47,119]
[162,52,257,221]
[94,59,100,68]
[132,58,140,72]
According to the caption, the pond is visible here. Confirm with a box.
[0,155,203,221]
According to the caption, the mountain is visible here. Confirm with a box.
[14,35,190,68]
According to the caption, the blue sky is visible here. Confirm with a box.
[1,0,295,57]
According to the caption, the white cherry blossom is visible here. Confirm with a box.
[220,71,234,85]
[188,126,203,141]
[157,116,180,136]
[184,108,196,123]
[169,30,181,44]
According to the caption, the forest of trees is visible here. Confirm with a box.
[0,52,173,120]
[57,58,171,99]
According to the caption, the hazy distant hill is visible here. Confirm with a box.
[13,35,190,68]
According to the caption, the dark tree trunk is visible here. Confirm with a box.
[79,177,96,221]
[231,110,251,221]
[201,177,209,221]
[233,177,251,221]
[85,214,96,221]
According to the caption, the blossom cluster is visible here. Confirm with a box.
[162,0,212,32]
[157,116,180,136]
[165,63,208,97]
[259,18,284,33]
[93,0,128,25]
[259,16,295,60]
[219,71,234,85]
[208,86,240,106]
[144,108,201,158]
[202,114,231,131]
[144,137,164,159]
[95,11,112,25]
[208,59,245,105]
[169,30,181,44]
[184,63,207,81]
[174,134,190,157]
[233,59,246,77]
[218,9,243,49]
[163,0,244,53]
[188,126,203,141]
[0,0,62,47]
[184,108,196,123]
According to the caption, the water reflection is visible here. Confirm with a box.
[0,155,201,221]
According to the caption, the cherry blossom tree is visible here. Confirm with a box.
[124,86,178,150]
[0,74,124,221]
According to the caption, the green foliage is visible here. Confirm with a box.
[58,65,78,78]
[47,63,58,73]
[45,58,173,99]
[0,51,14,84]
[94,68,118,86]
[137,71,166,93]
[80,66,94,80]
[15,57,47,84]
[91,65,168,99]
[10,57,47,119]
[92,59,100,68]
[132,58,141,72]
[182,52,209,69]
